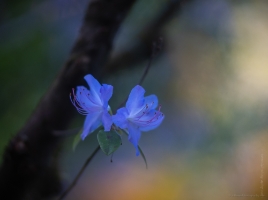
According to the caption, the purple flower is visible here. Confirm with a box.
[70,75,113,140]
[113,85,164,156]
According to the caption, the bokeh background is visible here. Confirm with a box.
[1,0,268,199]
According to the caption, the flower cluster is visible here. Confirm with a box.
[70,75,164,156]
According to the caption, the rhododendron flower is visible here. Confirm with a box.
[113,85,164,156]
[70,75,113,140]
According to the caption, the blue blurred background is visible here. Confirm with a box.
[1,0,268,199]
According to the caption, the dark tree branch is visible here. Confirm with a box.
[0,0,136,199]
[103,0,192,75]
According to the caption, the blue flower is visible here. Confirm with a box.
[70,74,113,140]
[113,85,164,156]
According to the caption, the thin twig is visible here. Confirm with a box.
[58,146,100,200]
[118,38,163,108]
[138,37,163,85]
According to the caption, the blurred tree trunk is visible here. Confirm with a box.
[0,0,136,199]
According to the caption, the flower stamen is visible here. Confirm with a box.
[70,88,96,115]
[134,104,163,125]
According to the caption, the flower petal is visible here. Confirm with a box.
[81,111,102,140]
[112,107,129,129]
[126,85,145,116]
[144,94,158,109]
[127,123,141,156]
[102,111,113,131]
[100,84,113,108]
[84,74,102,105]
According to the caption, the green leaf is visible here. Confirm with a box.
[97,130,122,156]
[72,132,82,151]
[138,145,148,169]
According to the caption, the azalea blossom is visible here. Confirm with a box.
[113,85,164,156]
[70,74,113,140]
